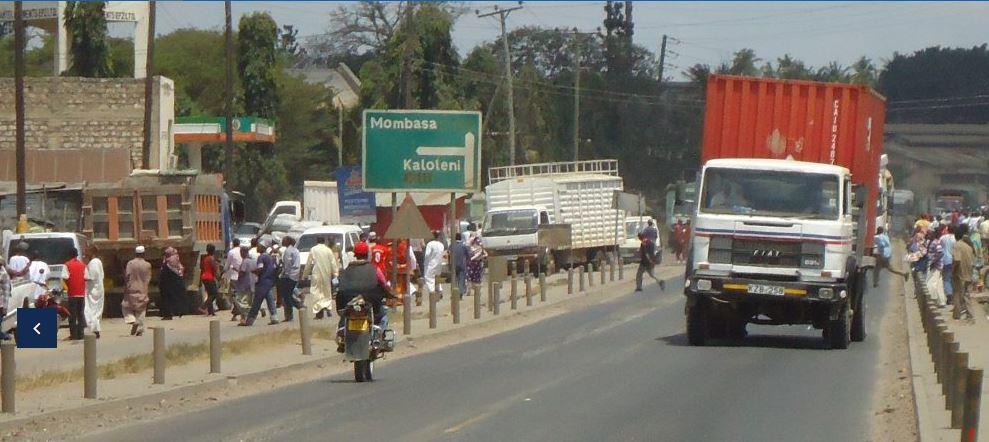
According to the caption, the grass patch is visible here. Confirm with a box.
[15,326,335,393]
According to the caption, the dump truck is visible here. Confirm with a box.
[82,171,230,317]
[685,75,885,349]
[483,160,624,272]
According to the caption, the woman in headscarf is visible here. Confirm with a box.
[466,236,487,287]
[158,247,185,320]
[925,229,946,307]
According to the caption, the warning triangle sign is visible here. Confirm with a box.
[385,194,433,239]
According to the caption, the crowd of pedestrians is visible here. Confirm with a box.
[906,210,987,322]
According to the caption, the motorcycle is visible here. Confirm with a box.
[338,295,395,382]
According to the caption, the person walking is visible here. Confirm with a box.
[450,233,469,297]
[873,227,907,287]
[907,229,930,297]
[241,244,279,326]
[939,225,956,301]
[83,246,104,339]
[635,233,666,292]
[224,238,244,319]
[423,231,446,298]
[672,220,688,264]
[123,246,152,336]
[925,229,946,307]
[466,236,487,288]
[200,244,220,316]
[63,248,87,340]
[301,236,338,320]
[158,247,185,320]
[0,257,11,341]
[277,236,302,322]
[952,224,976,321]
[232,246,256,321]
[641,219,659,244]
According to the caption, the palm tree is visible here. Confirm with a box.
[849,56,877,87]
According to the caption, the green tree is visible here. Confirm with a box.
[63,1,113,77]
[849,56,877,87]
[154,29,231,116]
[879,45,989,123]
[814,61,849,83]
[726,49,760,76]
[774,54,812,79]
[0,34,55,76]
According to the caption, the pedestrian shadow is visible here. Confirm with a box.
[657,332,829,350]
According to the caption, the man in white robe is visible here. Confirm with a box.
[423,231,446,296]
[84,246,105,338]
[302,236,339,318]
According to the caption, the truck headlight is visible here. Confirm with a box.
[696,279,712,291]
[818,288,833,299]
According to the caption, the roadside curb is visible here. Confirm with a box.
[0,264,681,433]
[904,279,937,442]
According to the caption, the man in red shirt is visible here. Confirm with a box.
[64,248,88,340]
[370,233,391,277]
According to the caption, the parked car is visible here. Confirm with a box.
[233,222,261,245]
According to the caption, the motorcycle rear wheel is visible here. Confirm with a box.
[354,360,374,382]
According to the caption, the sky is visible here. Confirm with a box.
[145,1,989,81]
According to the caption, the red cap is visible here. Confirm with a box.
[354,242,369,259]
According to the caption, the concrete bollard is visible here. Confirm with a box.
[487,279,495,313]
[618,258,624,280]
[609,256,615,282]
[153,327,165,385]
[600,260,606,285]
[523,260,531,278]
[1,341,13,413]
[953,352,970,429]
[452,285,461,325]
[415,277,425,307]
[493,282,501,316]
[933,325,946,380]
[962,368,984,442]
[588,263,595,287]
[539,272,547,303]
[567,267,574,294]
[579,265,586,292]
[403,285,413,336]
[945,340,959,406]
[940,331,954,386]
[474,285,482,320]
[525,272,533,307]
[209,320,221,374]
[510,262,518,310]
[299,309,312,356]
[429,290,438,329]
[84,334,97,399]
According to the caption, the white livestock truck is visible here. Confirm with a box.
[482,160,624,273]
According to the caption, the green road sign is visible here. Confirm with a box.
[362,110,482,192]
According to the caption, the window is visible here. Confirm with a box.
[700,168,840,220]
[539,212,550,225]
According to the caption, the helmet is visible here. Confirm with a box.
[354,242,369,259]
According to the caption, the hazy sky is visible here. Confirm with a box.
[146,1,989,80]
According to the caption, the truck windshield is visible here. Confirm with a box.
[297,233,344,253]
[700,168,840,220]
[625,221,642,239]
[484,210,538,236]
[7,238,77,265]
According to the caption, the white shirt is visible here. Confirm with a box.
[225,247,243,281]
[424,240,445,273]
[7,255,29,278]
[28,260,50,299]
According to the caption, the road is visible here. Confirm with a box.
[82,275,891,442]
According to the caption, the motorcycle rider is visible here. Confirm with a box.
[335,241,400,352]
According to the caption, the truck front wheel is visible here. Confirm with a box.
[825,304,851,350]
[850,271,866,342]
[686,298,709,346]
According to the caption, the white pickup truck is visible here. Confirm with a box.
[482,160,624,272]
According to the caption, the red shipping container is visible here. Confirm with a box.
[701,74,886,248]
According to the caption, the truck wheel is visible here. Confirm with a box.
[727,320,748,340]
[825,304,851,350]
[851,296,866,342]
[354,361,367,382]
[686,300,709,346]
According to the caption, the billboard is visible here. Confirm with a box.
[335,166,377,224]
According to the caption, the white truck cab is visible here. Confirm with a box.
[481,205,552,262]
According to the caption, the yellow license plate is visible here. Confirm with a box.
[347,317,369,332]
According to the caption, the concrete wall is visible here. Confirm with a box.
[0,76,175,183]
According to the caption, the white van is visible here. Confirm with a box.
[297,225,363,270]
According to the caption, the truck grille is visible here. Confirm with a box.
[708,236,824,269]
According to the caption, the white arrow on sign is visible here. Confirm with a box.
[415,132,477,189]
[33,323,41,335]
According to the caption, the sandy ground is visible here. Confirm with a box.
[869,266,919,441]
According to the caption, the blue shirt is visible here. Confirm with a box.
[256,253,277,285]
[874,233,892,259]
[940,234,955,266]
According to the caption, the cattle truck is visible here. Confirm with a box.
[483,160,624,272]
[685,75,885,349]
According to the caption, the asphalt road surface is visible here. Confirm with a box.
[83,275,891,442]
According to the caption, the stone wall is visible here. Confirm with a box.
[0,76,174,182]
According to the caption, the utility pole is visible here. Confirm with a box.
[337,97,344,168]
[477,3,523,166]
[223,1,234,180]
[14,1,26,220]
[657,34,668,87]
[141,1,156,169]
[572,29,580,162]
